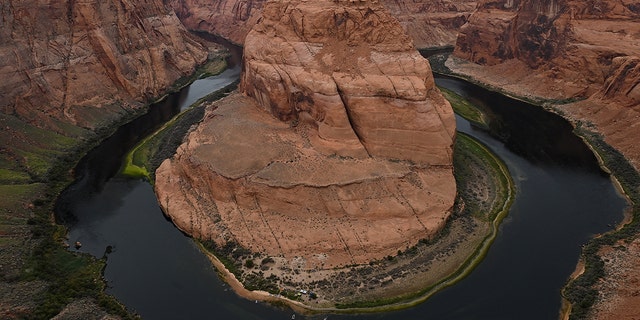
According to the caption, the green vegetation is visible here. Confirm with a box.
[197,57,228,79]
[168,56,228,93]
[0,50,234,318]
[22,222,133,319]
[335,133,514,311]
[120,103,205,181]
[0,114,78,182]
[563,127,640,320]
[454,132,511,221]
[120,79,238,181]
[0,168,31,184]
[438,86,488,128]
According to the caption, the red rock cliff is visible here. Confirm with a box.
[448,2,640,318]
[450,0,640,167]
[168,0,476,48]
[242,0,456,163]
[1,0,207,132]
[381,0,476,48]
[168,0,267,45]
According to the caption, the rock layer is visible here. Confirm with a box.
[156,0,456,269]
[381,0,476,48]
[450,0,640,167]
[0,0,209,317]
[168,0,476,48]
[168,0,266,45]
[242,0,456,164]
[1,0,207,132]
[448,1,640,318]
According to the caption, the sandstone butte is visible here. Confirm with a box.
[168,0,477,48]
[446,0,640,319]
[155,0,457,275]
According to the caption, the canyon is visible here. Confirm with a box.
[0,0,208,318]
[447,0,640,318]
[1,0,208,132]
[168,0,477,48]
[450,0,640,169]
[0,0,638,318]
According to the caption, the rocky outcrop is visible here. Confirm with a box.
[447,1,640,318]
[242,0,456,163]
[167,0,267,45]
[168,0,476,48]
[381,0,477,48]
[0,1,207,317]
[156,0,456,269]
[449,0,640,167]
[1,0,207,133]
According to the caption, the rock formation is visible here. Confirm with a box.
[1,0,207,133]
[156,0,456,269]
[168,0,267,45]
[381,0,476,49]
[450,0,640,167]
[0,1,207,316]
[242,0,457,163]
[447,1,640,318]
[168,0,476,48]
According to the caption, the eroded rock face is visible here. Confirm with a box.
[156,95,456,269]
[449,0,640,167]
[1,0,207,132]
[168,0,476,48]
[242,0,456,164]
[156,0,456,269]
[453,0,640,99]
[167,0,267,45]
[381,0,476,48]
[448,2,640,318]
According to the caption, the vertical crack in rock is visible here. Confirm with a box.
[335,81,372,157]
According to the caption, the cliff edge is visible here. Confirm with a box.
[446,0,640,318]
[168,0,476,49]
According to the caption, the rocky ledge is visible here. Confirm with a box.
[155,0,456,273]
[168,0,477,49]
[445,0,640,318]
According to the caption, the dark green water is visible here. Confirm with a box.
[55,69,626,319]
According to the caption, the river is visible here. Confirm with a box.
[55,48,626,319]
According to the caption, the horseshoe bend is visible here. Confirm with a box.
[154,0,469,307]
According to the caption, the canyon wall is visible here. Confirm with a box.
[0,0,207,317]
[381,0,477,48]
[167,0,267,44]
[1,0,207,133]
[448,1,640,318]
[168,0,476,48]
[450,0,640,167]
[156,0,456,269]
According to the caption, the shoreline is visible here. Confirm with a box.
[438,53,639,320]
[190,131,515,314]
[0,37,231,318]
